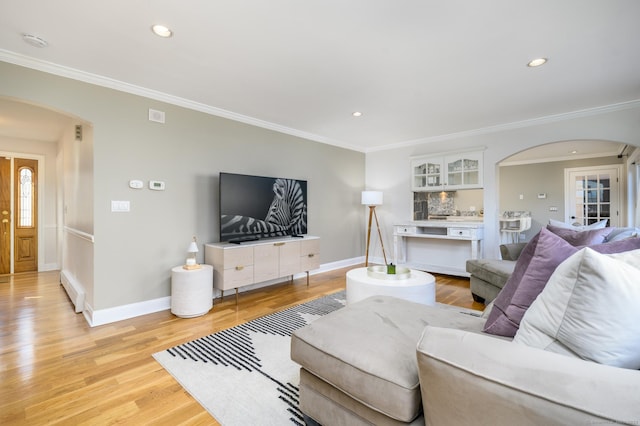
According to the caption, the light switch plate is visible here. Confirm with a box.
[111,200,130,212]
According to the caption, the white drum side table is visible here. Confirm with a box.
[346,267,436,306]
[171,264,214,318]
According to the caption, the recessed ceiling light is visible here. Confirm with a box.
[22,34,48,48]
[527,57,548,67]
[352,111,363,117]
[570,150,578,154]
[151,24,173,38]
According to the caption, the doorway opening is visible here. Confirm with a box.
[564,165,622,228]
[0,155,42,275]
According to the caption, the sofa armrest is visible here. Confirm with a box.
[499,242,527,260]
[416,326,640,425]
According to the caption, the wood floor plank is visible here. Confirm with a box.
[0,266,481,425]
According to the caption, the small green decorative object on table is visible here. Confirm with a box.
[387,263,396,274]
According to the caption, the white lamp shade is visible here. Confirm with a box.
[187,241,199,253]
[361,191,383,206]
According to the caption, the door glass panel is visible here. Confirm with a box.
[570,169,617,227]
[18,168,33,228]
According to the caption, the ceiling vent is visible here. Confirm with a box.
[22,34,48,48]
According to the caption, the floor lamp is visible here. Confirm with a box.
[362,191,388,267]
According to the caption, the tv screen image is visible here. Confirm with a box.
[219,172,308,243]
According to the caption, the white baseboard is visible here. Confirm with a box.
[82,258,364,327]
[86,296,171,327]
[40,262,60,272]
[60,270,85,313]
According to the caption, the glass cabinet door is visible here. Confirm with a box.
[411,158,443,190]
[411,151,483,191]
[444,152,482,188]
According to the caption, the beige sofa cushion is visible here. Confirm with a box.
[291,296,485,422]
[417,326,640,425]
[514,248,640,369]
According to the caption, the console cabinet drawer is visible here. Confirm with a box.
[217,265,254,290]
[220,246,253,267]
[300,239,320,271]
[448,228,472,238]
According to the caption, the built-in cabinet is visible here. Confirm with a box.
[205,236,320,302]
[411,151,483,191]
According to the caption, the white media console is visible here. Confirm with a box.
[204,235,320,303]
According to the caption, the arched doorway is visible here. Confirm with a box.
[0,97,79,275]
[497,140,630,241]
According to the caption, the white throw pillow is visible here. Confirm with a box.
[514,248,640,369]
[548,218,608,230]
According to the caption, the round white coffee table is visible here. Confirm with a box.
[346,267,436,306]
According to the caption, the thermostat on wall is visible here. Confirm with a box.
[149,180,166,191]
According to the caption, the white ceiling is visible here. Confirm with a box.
[1,0,639,154]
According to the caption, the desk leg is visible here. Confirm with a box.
[394,235,406,265]
[393,235,398,265]
[470,240,479,260]
[306,271,310,287]
[235,288,239,305]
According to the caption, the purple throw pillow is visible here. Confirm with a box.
[483,228,640,337]
[546,224,611,246]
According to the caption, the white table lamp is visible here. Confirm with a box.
[184,237,201,270]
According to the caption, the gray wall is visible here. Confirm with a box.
[499,156,624,241]
[0,61,365,315]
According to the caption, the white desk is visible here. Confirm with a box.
[171,264,214,318]
[346,267,435,305]
[393,221,484,277]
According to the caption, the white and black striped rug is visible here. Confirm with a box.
[153,291,346,425]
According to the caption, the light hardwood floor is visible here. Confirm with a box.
[0,266,483,425]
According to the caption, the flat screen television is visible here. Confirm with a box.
[219,172,308,243]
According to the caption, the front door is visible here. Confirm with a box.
[565,165,622,228]
[0,158,10,275]
[14,158,38,273]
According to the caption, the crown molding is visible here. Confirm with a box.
[2,50,638,155]
[367,99,640,153]
[0,50,363,152]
